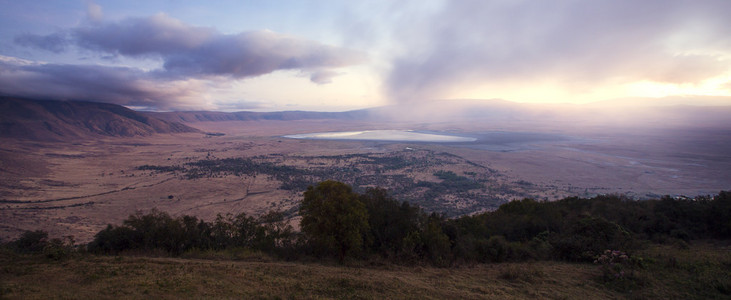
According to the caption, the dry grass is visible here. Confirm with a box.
[0,253,617,299]
[627,241,731,299]
[3,242,729,299]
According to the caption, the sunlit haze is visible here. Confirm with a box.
[1,0,730,111]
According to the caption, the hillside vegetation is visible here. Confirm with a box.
[2,183,730,298]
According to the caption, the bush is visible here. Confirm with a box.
[595,250,630,281]
[482,236,509,262]
[88,225,139,254]
[4,230,76,260]
[551,217,633,261]
[594,250,647,291]
[12,230,49,254]
[87,209,295,257]
[43,236,76,260]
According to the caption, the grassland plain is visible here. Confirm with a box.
[1,242,729,299]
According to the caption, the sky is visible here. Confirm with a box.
[1,0,730,111]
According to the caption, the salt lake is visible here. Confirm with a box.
[283,130,477,142]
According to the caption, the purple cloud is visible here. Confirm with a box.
[18,13,365,79]
[0,59,201,110]
[73,14,214,56]
[7,13,365,109]
[160,30,362,79]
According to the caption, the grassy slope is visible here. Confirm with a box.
[1,243,729,299]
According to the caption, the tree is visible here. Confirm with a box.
[708,191,731,238]
[360,187,421,257]
[254,210,295,252]
[87,225,138,254]
[12,230,49,253]
[421,213,452,266]
[299,180,369,262]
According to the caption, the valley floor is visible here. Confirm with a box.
[2,120,730,243]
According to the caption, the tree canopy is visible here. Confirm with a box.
[299,180,369,262]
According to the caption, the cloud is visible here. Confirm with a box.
[309,70,341,84]
[384,0,731,102]
[86,1,103,23]
[160,30,364,79]
[14,32,70,53]
[8,13,365,110]
[72,13,213,57]
[18,13,365,79]
[723,81,731,93]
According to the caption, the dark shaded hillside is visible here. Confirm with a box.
[0,97,200,141]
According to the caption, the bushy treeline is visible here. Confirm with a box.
[445,191,731,264]
[4,181,729,266]
[87,209,295,257]
[1,230,76,260]
[293,181,731,265]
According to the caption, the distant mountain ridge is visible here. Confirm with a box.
[145,98,731,130]
[143,99,527,124]
[144,109,372,123]
[0,97,199,141]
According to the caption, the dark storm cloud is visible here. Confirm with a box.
[0,59,199,109]
[160,30,363,79]
[385,0,731,102]
[18,13,365,79]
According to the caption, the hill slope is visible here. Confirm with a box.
[0,97,200,141]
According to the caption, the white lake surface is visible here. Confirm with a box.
[284,130,477,142]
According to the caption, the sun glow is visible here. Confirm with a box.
[623,77,731,98]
